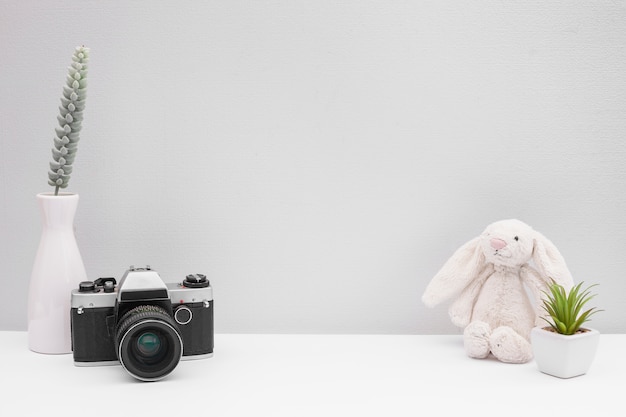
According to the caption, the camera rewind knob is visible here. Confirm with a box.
[78,281,96,292]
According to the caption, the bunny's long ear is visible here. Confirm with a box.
[532,231,574,290]
[422,237,485,307]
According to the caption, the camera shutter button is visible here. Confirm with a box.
[174,306,193,325]
[103,280,115,293]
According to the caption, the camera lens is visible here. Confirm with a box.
[115,305,183,381]
[136,332,161,357]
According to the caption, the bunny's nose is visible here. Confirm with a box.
[490,238,507,250]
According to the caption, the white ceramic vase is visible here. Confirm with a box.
[28,192,88,354]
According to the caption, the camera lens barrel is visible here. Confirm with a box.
[115,305,183,382]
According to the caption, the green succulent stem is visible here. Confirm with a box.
[47,46,89,194]
[540,280,602,335]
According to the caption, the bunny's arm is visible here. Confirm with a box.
[448,263,494,327]
[520,265,549,327]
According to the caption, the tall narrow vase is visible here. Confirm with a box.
[28,192,87,354]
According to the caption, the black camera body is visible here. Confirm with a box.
[70,266,213,381]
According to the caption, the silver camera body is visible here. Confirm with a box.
[70,266,214,381]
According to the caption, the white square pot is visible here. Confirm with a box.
[530,326,600,379]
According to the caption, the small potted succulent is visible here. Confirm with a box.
[530,280,602,378]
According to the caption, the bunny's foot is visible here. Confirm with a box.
[463,321,491,359]
[489,326,533,364]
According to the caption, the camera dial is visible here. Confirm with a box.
[183,274,210,288]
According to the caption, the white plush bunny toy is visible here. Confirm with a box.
[422,219,574,363]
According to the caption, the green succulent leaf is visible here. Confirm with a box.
[555,320,567,334]
[540,279,603,335]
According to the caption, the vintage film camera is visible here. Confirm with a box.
[70,266,213,381]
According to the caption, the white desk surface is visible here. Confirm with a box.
[0,332,624,416]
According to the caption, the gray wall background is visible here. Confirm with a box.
[1,1,625,334]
